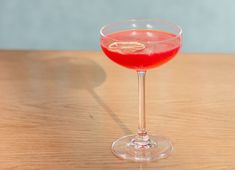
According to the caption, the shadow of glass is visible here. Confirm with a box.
[0,54,131,134]
[37,56,132,134]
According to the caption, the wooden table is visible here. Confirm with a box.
[0,51,234,170]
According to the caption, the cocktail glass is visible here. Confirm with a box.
[100,19,182,162]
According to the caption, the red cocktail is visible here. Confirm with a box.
[101,30,181,70]
[100,19,182,162]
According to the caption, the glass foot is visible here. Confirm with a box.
[111,134,173,162]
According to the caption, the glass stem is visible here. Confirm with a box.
[137,71,147,137]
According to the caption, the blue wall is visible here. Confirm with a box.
[0,0,234,52]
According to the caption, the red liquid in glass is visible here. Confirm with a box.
[101,30,181,70]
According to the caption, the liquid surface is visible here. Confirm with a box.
[101,30,181,70]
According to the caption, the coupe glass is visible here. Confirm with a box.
[100,19,182,161]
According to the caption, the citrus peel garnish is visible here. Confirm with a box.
[108,41,145,53]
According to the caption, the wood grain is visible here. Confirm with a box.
[0,51,234,170]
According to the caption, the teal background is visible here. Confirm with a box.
[0,0,234,52]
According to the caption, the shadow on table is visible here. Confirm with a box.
[39,55,132,134]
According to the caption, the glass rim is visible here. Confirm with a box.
[100,19,182,43]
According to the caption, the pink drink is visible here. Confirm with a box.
[101,30,181,70]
